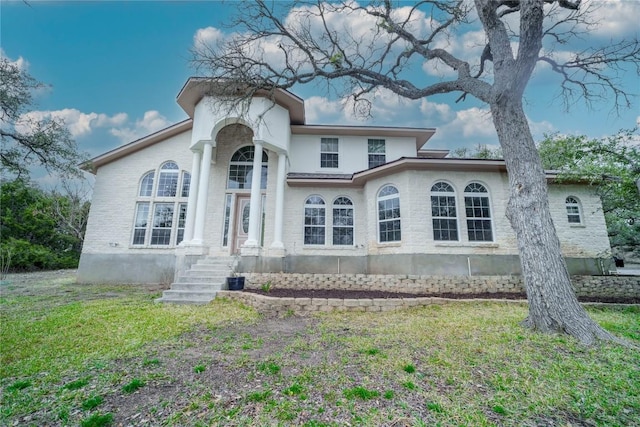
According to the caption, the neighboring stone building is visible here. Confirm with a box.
[77,78,614,301]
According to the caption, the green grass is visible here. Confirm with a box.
[122,378,145,393]
[1,274,639,426]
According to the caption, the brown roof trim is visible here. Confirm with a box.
[176,77,306,125]
[82,119,193,172]
[286,157,579,187]
[291,124,435,150]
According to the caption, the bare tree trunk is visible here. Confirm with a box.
[491,96,621,345]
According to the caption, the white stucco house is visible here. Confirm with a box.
[77,78,613,302]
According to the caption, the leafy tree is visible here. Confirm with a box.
[538,129,640,258]
[0,179,86,270]
[193,0,639,344]
[0,57,85,179]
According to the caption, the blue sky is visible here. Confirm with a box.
[2,0,639,179]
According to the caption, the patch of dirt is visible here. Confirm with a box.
[244,288,640,304]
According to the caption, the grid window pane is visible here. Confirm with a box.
[565,197,582,224]
[378,186,401,242]
[157,171,178,197]
[321,138,339,168]
[368,139,386,168]
[175,203,187,245]
[151,203,174,245]
[181,172,191,197]
[132,202,150,245]
[431,182,458,242]
[304,196,326,245]
[228,147,268,189]
[139,172,154,197]
[464,194,493,242]
[333,197,353,245]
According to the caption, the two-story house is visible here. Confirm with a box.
[77,78,612,302]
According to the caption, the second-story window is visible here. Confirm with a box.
[368,139,386,168]
[321,138,339,168]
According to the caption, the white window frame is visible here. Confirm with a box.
[304,195,326,245]
[131,161,190,247]
[368,139,386,169]
[332,196,354,246]
[377,185,401,243]
[464,182,493,242]
[565,196,583,225]
[431,181,459,241]
[320,138,339,169]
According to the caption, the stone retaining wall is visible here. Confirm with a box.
[244,273,639,299]
[214,274,638,315]
[217,291,529,316]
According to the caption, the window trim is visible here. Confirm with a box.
[368,138,386,169]
[565,196,583,225]
[332,196,354,246]
[430,181,459,241]
[377,185,401,243]
[463,182,494,242]
[304,195,327,245]
[131,161,190,247]
[320,137,339,169]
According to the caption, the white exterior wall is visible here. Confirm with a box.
[289,135,417,174]
[549,184,611,257]
[82,130,193,256]
[190,96,291,153]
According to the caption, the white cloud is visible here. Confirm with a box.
[17,109,129,138]
[585,0,640,38]
[0,48,28,70]
[193,26,225,53]
[109,110,171,143]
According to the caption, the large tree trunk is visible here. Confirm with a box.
[491,96,620,346]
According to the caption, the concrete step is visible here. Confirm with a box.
[156,290,219,304]
[169,282,226,292]
[176,274,228,283]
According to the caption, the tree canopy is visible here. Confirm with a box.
[0,58,86,180]
[539,129,640,257]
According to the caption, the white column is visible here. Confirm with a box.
[244,140,264,247]
[182,149,202,243]
[192,142,213,244]
[270,152,286,249]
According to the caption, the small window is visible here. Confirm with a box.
[431,182,458,241]
[333,197,354,245]
[175,203,187,245]
[368,139,386,168]
[139,172,154,197]
[565,196,582,224]
[304,196,326,245]
[156,161,179,197]
[464,183,493,242]
[321,138,339,168]
[378,185,401,242]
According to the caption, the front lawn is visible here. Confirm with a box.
[1,271,638,426]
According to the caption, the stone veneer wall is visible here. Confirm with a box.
[244,273,639,299]
[217,274,638,315]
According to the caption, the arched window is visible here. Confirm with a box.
[156,161,179,197]
[464,183,493,242]
[565,196,582,224]
[132,161,189,246]
[304,196,326,245]
[431,182,458,241]
[378,185,401,242]
[333,196,354,245]
[227,146,268,189]
[139,171,154,197]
